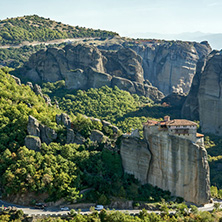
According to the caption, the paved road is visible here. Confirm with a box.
[0,199,221,216]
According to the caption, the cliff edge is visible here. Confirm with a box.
[120,117,210,205]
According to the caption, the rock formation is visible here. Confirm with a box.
[132,41,211,95]
[25,135,41,151]
[120,119,210,205]
[182,50,222,136]
[27,115,57,145]
[198,51,222,135]
[21,43,164,101]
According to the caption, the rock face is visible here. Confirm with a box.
[182,50,222,136]
[181,55,208,120]
[25,135,41,151]
[132,41,211,95]
[198,51,222,135]
[120,124,210,205]
[21,43,164,101]
[27,115,57,145]
[121,136,151,184]
[90,130,105,143]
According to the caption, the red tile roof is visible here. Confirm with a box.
[196,133,204,138]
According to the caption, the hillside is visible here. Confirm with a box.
[0,68,173,205]
[0,15,119,45]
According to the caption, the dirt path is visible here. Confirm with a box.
[0,37,95,49]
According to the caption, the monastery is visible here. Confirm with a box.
[144,116,204,146]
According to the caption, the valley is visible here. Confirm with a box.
[0,14,222,221]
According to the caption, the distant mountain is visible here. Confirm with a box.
[130,31,222,50]
[0,15,119,45]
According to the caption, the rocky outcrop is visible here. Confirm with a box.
[25,135,41,151]
[181,50,222,135]
[56,113,71,128]
[11,75,21,85]
[120,124,210,205]
[90,130,105,143]
[27,115,57,145]
[198,51,222,135]
[121,136,151,184]
[66,129,85,144]
[181,55,208,120]
[21,43,164,101]
[132,41,211,95]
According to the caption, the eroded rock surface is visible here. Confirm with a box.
[120,123,210,205]
[121,136,151,184]
[27,115,57,145]
[21,43,164,101]
[132,41,211,95]
[182,50,222,135]
[198,51,222,135]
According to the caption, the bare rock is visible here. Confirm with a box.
[111,77,136,94]
[87,67,112,89]
[11,75,21,85]
[198,51,222,135]
[120,136,151,184]
[64,69,87,89]
[26,81,33,89]
[27,115,40,137]
[74,133,86,144]
[132,41,211,95]
[25,135,41,151]
[56,113,71,128]
[90,130,105,143]
[120,121,211,205]
[33,84,43,97]
[39,124,57,145]
[144,84,165,101]
[67,128,75,144]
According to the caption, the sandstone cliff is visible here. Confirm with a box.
[22,44,164,101]
[182,50,222,135]
[132,41,211,95]
[198,51,222,135]
[120,126,210,205]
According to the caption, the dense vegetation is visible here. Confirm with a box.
[42,81,181,134]
[0,15,118,46]
[0,44,46,68]
[0,68,172,204]
[205,135,222,191]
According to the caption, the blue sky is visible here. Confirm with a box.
[1,0,222,37]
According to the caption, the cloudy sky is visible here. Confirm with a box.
[1,0,222,37]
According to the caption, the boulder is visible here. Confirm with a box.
[25,135,41,151]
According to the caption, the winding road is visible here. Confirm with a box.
[0,37,95,49]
